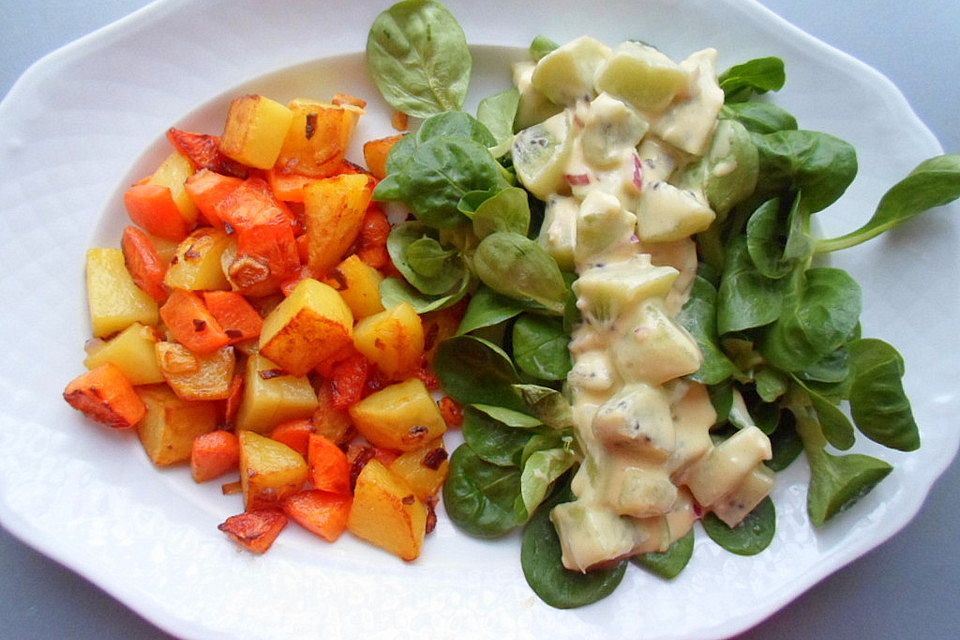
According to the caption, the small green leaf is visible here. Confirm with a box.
[519,448,577,516]
[462,407,532,467]
[512,384,574,430]
[817,154,960,252]
[677,276,739,384]
[471,404,541,428]
[472,186,531,239]
[529,35,559,61]
[457,285,526,335]
[848,338,920,451]
[366,0,472,118]
[633,529,695,579]
[434,335,527,412]
[443,444,523,538]
[520,480,626,609]
[477,88,521,146]
[474,232,567,314]
[719,56,786,102]
[721,101,798,134]
[717,238,787,334]
[702,497,776,556]
[511,314,572,381]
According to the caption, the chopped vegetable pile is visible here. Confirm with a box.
[65,90,465,559]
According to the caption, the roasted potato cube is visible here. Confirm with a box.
[348,378,446,452]
[219,94,294,169]
[348,459,427,561]
[234,353,318,434]
[163,228,234,291]
[276,100,363,177]
[86,247,159,338]
[303,173,373,276]
[155,341,235,400]
[389,439,449,501]
[137,384,218,465]
[84,322,165,385]
[322,254,384,319]
[259,278,354,376]
[148,150,199,226]
[239,430,308,510]
[352,302,424,379]
[362,134,404,180]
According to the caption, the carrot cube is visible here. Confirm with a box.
[218,509,287,554]
[307,433,351,495]
[202,290,264,344]
[191,430,240,482]
[63,363,146,429]
[159,289,231,354]
[282,490,351,542]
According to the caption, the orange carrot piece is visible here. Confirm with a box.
[307,433,351,495]
[438,395,464,428]
[159,289,231,354]
[311,383,355,447]
[191,430,240,482]
[202,290,264,343]
[282,490,351,542]
[218,509,287,554]
[355,207,391,270]
[124,183,191,242]
[362,134,403,180]
[166,128,249,178]
[223,373,244,427]
[236,220,300,287]
[266,167,320,203]
[63,363,146,429]
[121,225,169,303]
[328,352,369,410]
[184,168,244,229]
[215,177,295,233]
[221,480,243,495]
[344,443,400,493]
[269,419,315,458]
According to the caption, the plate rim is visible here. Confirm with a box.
[0,1,955,639]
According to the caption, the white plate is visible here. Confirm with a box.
[0,1,956,638]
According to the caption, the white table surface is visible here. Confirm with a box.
[1,1,957,638]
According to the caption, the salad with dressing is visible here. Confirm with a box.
[366,0,960,607]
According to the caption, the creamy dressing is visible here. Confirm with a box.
[514,37,774,572]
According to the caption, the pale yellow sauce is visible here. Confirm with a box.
[514,38,774,571]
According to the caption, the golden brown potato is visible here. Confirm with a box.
[276,100,362,177]
[86,248,159,338]
[352,302,424,379]
[163,228,233,291]
[302,174,373,277]
[155,341,235,401]
[322,254,384,320]
[239,430,308,511]
[348,378,446,452]
[234,353,318,434]
[388,439,449,501]
[258,278,354,377]
[137,384,218,466]
[348,459,427,561]
[83,322,165,385]
[219,94,294,169]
